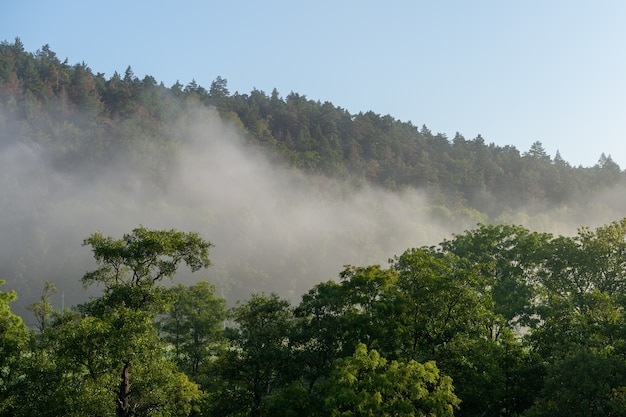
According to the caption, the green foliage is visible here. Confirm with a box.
[390,247,495,360]
[293,253,533,417]
[159,280,228,378]
[389,248,519,416]
[17,309,202,417]
[82,226,213,289]
[295,265,397,364]
[207,293,294,417]
[8,219,626,415]
[524,351,626,417]
[27,280,57,331]
[0,280,30,415]
[441,224,553,328]
[1,39,624,225]
[4,39,626,416]
[518,219,626,415]
[6,227,213,417]
[321,343,460,417]
[0,280,29,358]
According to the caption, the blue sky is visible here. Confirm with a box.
[3,1,626,168]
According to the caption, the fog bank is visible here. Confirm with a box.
[1,108,449,321]
[2,106,625,323]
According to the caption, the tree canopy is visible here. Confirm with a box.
[3,38,626,416]
[3,220,626,416]
[1,38,624,220]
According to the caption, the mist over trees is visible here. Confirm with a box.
[2,37,626,303]
[3,37,626,416]
[1,38,624,216]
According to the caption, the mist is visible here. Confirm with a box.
[2,105,625,324]
[1,106,450,321]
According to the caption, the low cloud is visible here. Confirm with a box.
[2,105,625,323]
[0,107,447,321]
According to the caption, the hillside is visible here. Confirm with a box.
[3,38,626,417]
[2,38,626,310]
[1,38,624,219]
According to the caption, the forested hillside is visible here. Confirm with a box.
[3,38,626,417]
[1,38,624,218]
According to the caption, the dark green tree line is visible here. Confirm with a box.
[1,39,624,219]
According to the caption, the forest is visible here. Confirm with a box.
[1,38,624,219]
[3,222,626,416]
[2,38,626,416]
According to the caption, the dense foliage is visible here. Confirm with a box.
[1,38,624,218]
[3,39,626,415]
[2,222,626,416]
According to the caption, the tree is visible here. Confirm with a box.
[209,76,229,99]
[524,141,550,162]
[524,351,626,417]
[208,293,294,417]
[321,343,460,417]
[524,220,626,416]
[0,281,30,415]
[293,265,397,387]
[389,247,529,416]
[441,224,552,329]
[594,153,621,186]
[15,308,202,417]
[67,61,102,117]
[103,70,136,117]
[159,280,228,378]
[531,220,626,358]
[71,227,212,417]
[390,247,495,361]
[82,226,212,290]
[27,280,58,331]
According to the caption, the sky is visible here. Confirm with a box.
[2,1,626,168]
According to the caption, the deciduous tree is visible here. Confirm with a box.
[321,343,459,417]
[159,280,228,378]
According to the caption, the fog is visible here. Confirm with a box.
[1,107,452,321]
[2,106,625,323]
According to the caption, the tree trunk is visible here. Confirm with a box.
[117,361,132,417]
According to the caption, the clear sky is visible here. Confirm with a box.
[3,1,625,168]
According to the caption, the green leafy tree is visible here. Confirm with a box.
[321,343,459,417]
[524,351,626,417]
[208,293,294,417]
[27,280,58,331]
[159,280,228,379]
[209,76,229,98]
[0,281,30,415]
[525,219,626,415]
[594,153,621,187]
[390,247,531,416]
[80,227,211,417]
[441,224,552,328]
[532,220,626,357]
[13,227,213,417]
[390,247,495,361]
[81,226,212,291]
[293,265,397,387]
[15,308,201,417]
